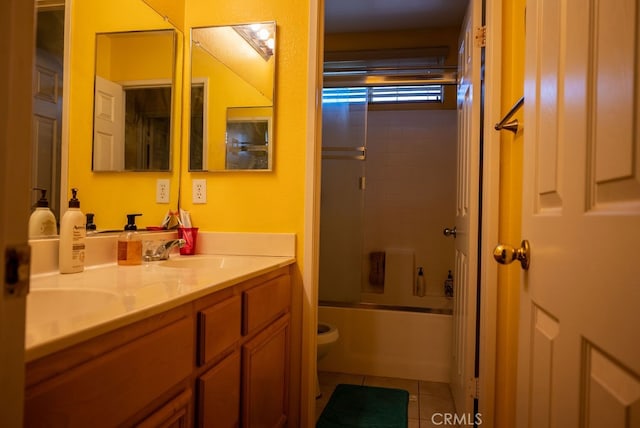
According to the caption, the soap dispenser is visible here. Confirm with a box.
[29,188,57,238]
[118,214,142,265]
[85,213,97,233]
[59,188,86,273]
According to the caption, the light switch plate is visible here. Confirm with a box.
[156,179,170,203]
[192,179,207,204]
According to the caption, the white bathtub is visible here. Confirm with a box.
[317,304,452,382]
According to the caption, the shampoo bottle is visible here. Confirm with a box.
[444,270,454,298]
[416,267,426,297]
[28,188,57,238]
[118,214,142,266]
[59,188,86,273]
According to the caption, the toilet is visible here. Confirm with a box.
[316,322,339,398]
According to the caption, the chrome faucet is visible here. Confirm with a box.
[145,239,186,261]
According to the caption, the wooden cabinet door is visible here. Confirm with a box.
[136,389,192,428]
[197,351,241,428]
[241,314,290,428]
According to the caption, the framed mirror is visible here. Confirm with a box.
[92,30,177,171]
[189,22,276,171]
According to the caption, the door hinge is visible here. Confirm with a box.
[467,377,480,400]
[359,176,366,190]
[475,26,486,48]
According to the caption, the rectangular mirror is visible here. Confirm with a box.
[93,30,176,171]
[189,22,276,171]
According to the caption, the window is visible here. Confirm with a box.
[322,85,443,104]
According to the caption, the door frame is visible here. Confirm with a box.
[476,0,502,425]
[303,0,503,426]
[0,0,36,426]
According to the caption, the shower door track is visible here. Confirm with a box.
[318,300,453,316]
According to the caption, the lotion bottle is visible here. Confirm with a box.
[28,188,57,238]
[59,188,86,273]
[118,214,142,265]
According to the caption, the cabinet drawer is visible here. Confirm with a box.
[242,274,291,336]
[198,295,242,365]
[25,317,194,428]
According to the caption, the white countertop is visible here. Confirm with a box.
[26,254,295,362]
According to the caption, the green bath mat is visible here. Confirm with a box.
[317,384,409,428]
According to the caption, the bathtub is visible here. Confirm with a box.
[317,301,452,382]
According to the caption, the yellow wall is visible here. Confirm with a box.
[67,0,180,230]
[495,0,525,426]
[182,0,310,243]
[103,32,174,81]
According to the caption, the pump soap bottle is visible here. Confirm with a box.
[118,214,142,266]
[29,188,57,238]
[59,188,86,273]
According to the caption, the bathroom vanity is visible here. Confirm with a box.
[23,248,294,427]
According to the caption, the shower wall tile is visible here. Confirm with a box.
[363,109,457,299]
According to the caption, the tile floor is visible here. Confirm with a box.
[316,371,457,428]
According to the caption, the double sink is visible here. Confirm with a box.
[25,254,294,360]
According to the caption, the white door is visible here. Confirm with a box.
[517,0,640,426]
[451,0,482,417]
[33,48,63,219]
[0,0,34,426]
[93,75,124,170]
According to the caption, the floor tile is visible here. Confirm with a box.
[419,380,452,398]
[408,394,419,419]
[419,393,456,422]
[363,375,420,395]
[318,371,365,387]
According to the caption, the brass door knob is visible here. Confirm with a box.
[493,240,530,270]
[443,227,457,238]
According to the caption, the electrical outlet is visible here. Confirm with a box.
[192,179,207,204]
[156,179,170,203]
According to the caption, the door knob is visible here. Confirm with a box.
[443,227,457,238]
[493,240,530,270]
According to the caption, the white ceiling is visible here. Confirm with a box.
[324,0,469,34]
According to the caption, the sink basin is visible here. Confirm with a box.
[159,255,253,269]
[27,288,124,328]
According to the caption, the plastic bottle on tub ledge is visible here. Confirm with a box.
[416,267,426,297]
[444,270,454,298]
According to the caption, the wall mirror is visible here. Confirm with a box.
[189,22,276,171]
[92,30,177,171]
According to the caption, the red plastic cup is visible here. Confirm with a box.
[177,227,199,255]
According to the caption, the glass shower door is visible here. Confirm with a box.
[319,90,367,303]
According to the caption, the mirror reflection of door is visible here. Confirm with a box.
[123,85,171,170]
[33,4,64,221]
[189,81,206,170]
[92,30,175,172]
